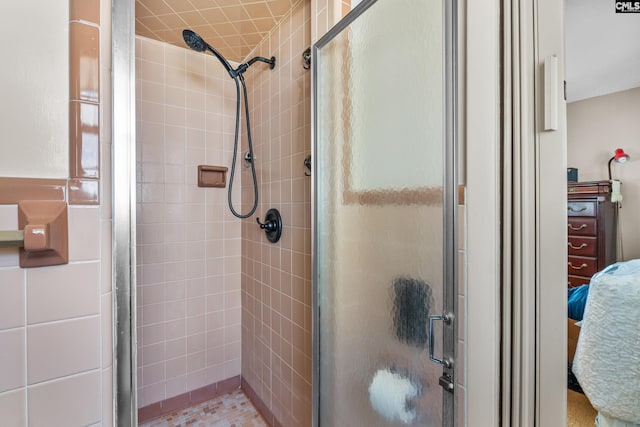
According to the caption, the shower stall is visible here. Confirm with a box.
[132,1,313,425]
[114,0,458,425]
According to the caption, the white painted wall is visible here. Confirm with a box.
[0,2,69,179]
[565,0,640,102]
[567,87,640,260]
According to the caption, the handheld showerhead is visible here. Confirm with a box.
[182,29,235,78]
[182,29,207,52]
[181,29,276,219]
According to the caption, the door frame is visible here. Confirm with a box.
[463,0,502,424]
[464,0,566,424]
[529,0,568,424]
[501,0,567,425]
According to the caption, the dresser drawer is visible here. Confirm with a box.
[567,236,597,257]
[567,201,596,217]
[567,217,597,236]
[568,275,591,288]
[567,256,598,278]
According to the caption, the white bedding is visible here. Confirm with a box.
[573,260,640,424]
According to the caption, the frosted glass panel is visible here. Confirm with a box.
[347,1,443,192]
[316,0,448,425]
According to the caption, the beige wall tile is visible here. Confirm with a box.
[100,220,113,293]
[28,371,100,427]
[0,248,19,268]
[0,269,25,330]
[70,22,100,103]
[166,337,186,360]
[69,101,101,179]
[27,317,100,384]
[68,206,101,260]
[0,329,25,392]
[70,0,100,24]
[102,367,113,426]
[456,384,466,426]
[0,389,26,426]
[101,292,113,367]
[458,340,466,386]
[27,262,100,324]
[458,294,466,340]
[0,205,19,268]
[142,362,165,386]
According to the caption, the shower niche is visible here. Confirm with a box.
[197,165,228,188]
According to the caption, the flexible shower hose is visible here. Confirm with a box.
[227,74,259,218]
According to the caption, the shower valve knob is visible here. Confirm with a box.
[256,208,283,243]
[256,218,276,232]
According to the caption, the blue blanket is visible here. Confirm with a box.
[568,284,589,321]
[567,260,640,321]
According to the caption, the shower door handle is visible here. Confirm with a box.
[428,313,453,368]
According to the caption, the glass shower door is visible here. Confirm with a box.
[312,0,456,425]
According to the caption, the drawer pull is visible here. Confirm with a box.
[568,206,587,213]
[568,223,587,231]
[568,242,588,250]
[568,262,588,270]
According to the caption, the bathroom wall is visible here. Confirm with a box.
[135,36,243,408]
[240,1,313,426]
[0,0,113,425]
[0,2,69,179]
[567,87,640,260]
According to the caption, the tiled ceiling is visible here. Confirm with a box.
[135,0,298,62]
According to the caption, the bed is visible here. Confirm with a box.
[569,259,640,425]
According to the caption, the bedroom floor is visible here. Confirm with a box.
[567,389,598,427]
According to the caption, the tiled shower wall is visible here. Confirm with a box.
[240,1,313,426]
[0,0,113,425]
[136,37,244,408]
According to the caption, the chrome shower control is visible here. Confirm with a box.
[243,151,253,167]
[304,155,311,176]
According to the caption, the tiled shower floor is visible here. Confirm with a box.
[140,389,268,427]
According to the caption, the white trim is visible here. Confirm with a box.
[503,1,567,425]
[464,0,501,424]
[533,0,568,424]
[504,0,539,425]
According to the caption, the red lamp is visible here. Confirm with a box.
[608,148,630,181]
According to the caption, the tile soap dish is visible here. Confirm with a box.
[198,165,228,188]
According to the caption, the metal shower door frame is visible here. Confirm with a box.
[311,0,458,425]
[113,0,138,425]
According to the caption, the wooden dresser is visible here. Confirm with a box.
[567,181,617,288]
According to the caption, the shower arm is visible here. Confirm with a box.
[231,56,277,78]
[247,56,276,68]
